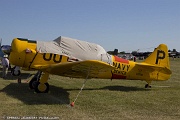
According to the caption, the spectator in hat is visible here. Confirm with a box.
[1,54,9,79]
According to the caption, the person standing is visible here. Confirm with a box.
[1,54,9,79]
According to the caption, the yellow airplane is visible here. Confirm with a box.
[9,36,172,93]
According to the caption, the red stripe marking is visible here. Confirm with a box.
[112,74,126,79]
[114,56,129,64]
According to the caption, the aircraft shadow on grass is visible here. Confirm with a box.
[100,85,150,92]
[65,85,150,92]
[0,81,149,105]
[0,83,70,105]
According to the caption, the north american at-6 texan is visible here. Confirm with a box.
[9,36,172,93]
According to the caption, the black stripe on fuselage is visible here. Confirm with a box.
[17,38,37,43]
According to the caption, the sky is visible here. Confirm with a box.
[0,0,179,52]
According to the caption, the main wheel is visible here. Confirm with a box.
[11,70,21,76]
[29,77,38,89]
[34,82,49,93]
[145,84,151,88]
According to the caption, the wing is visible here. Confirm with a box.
[33,60,115,78]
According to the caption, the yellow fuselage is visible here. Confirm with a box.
[9,38,171,81]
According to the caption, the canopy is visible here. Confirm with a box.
[37,36,111,63]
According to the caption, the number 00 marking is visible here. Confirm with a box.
[43,53,67,63]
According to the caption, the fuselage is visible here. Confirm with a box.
[9,38,171,81]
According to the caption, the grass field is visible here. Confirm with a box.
[0,58,180,120]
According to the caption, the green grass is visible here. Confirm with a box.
[0,58,180,120]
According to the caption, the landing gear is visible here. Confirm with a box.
[145,84,151,88]
[29,71,50,93]
[29,71,41,89]
[35,82,49,93]
[11,66,21,76]
[29,77,38,89]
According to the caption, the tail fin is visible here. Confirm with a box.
[143,44,170,69]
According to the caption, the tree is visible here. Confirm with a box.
[120,51,125,54]
[173,49,177,52]
[107,49,118,55]
[113,49,118,55]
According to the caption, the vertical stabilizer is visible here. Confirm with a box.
[143,44,170,69]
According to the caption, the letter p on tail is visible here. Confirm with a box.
[144,44,170,70]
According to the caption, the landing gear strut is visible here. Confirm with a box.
[29,71,49,93]
[29,71,41,89]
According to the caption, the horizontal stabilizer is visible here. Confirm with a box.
[136,63,172,74]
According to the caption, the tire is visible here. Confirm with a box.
[29,77,38,89]
[12,70,21,76]
[34,82,49,93]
